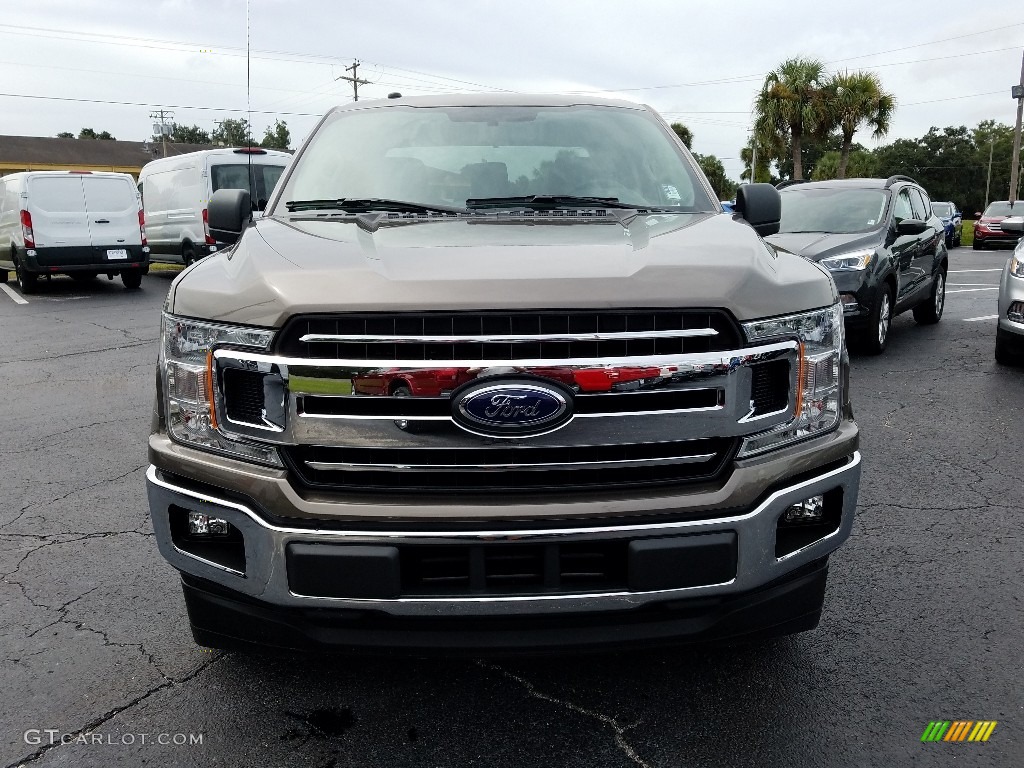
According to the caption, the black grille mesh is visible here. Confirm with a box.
[275,310,743,360]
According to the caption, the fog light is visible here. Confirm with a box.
[187,512,229,536]
[783,495,824,524]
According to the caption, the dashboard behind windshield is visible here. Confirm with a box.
[274,105,715,212]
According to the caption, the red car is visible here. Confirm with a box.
[974,201,1024,250]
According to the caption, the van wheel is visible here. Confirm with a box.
[122,271,143,289]
[182,244,196,266]
[15,260,38,294]
[0,266,8,284]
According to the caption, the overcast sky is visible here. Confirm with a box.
[1,0,1022,179]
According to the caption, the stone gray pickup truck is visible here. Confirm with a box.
[146,94,861,653]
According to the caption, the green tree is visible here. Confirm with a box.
[211,118,251,147]
[740,139,775,184]
[830,71,895,178]
[169,123,211,144]
[669,122,693,150]
[972,120,1017,210]
[77,128,116,140]
[694,153,737,200]
[56,131,74,139]
[754,57,831,180]
[260,119,291,150]
[812,149,878,180]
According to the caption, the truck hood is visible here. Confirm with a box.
[766,231,881,262]
[169,212,836,327]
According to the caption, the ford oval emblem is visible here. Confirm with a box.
[453,382,572,437]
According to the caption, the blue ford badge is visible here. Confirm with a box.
[453,382,572,437]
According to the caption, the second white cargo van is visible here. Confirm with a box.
[0,170,147,293]
[138,148,290,265]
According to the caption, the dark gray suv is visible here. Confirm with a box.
[768,176,948,354]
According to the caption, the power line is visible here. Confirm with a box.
[0,91,325,117]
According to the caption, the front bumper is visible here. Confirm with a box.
[146,445,860,634]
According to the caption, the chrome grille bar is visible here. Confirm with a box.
[298,328,719,344]
[305,453,717,473]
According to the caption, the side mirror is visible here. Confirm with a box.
[974,212,982,218]
[895,218,928,236]
[1001,217,1024,233]
[208,189,252,245]
[734,183,781,237]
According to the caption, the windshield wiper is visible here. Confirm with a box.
[285,198,468,214]
[465,195,650,211]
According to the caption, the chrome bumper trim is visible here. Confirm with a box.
[146,451,861,616]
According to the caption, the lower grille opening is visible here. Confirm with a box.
[751,360,790,416]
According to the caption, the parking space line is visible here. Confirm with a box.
[947,283,999,287]
[946,287,998,294]
[964,315,999,322]
[0,284,28,305]
[948,269,1003,273]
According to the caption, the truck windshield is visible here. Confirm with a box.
[212,164,285,210]
[778,187,889,234]
[275,104,715,213]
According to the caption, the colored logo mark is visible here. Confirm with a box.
[921,721,997,742]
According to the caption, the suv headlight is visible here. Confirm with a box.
[819,249,873,271]
[160,313,282,466]
[1010,251,1024,278]
[738,303,843,457]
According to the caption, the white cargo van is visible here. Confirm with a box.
[138,148,290,265]
[0,171,147,293]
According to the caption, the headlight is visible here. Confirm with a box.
[819,249,873,271]
[160,313,282,466]
[1010,252,1024,278]
[738,303,843,457]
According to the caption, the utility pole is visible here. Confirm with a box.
[150,109,174,158]
[985,134,994,208]
[1009,49,1024,205]
[336,60,370,102]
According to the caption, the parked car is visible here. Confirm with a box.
[720,200,735,213]
[973,200,1024,250]
[930,201,961,247]
[138,147,290,265]
[147,93,860,653]
[767,175,948,354]
[995,217,1024,364]
[0,170,148,293]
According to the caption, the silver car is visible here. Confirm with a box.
[996,217,1024,365]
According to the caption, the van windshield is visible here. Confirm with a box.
[211,164,285,210]
[275,104,715,212]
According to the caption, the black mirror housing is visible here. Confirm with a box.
[734,183,781,237]
[208,189,253,245]
[895,218,928,236]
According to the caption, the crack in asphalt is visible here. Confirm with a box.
[0,420,125,456]
[0,339,157,365]
[475,661,652,768]
[0,465,148,532]
[4,653,227,768]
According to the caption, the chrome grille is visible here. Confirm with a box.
[281,438,737,494]
[275,309,743,360]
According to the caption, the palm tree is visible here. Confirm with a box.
[830,71,895,179]
[753,57,830,180]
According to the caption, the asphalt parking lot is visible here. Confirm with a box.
[1,248,1022,768]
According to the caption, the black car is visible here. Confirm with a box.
[767,176,948,354]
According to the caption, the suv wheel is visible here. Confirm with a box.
[0,266,8,284]
[15,259,38,294]
[913,270,945,325]
[860,284,893,355]
[972,239,983,251]
[953,230,961,247]
[995,329,1022,366]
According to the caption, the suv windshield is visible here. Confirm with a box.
[931,202,952,217]
[983,201,1022,217]
[274,104,715,212]
[212,163,286,210]
[778,187,889,234]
